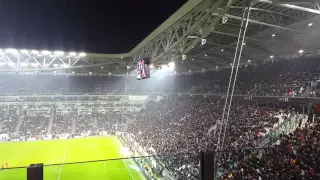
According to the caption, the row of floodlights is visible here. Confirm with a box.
[0,62,71,68]
[0,48,86,57]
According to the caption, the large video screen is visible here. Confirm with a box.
[137,57,150,80]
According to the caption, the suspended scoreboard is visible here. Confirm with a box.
[137,57,151,80]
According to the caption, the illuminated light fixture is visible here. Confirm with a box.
[203,69,205,71]
[31,50,39,54]
[72,71,75,74]
[161,64,167,69]
[54,51,64,56]
[127,66,130,69]
[42,50,51,55]
[53,64,59,67]
[121,57,123,59]
[272,34,275,37]
[168,62,175,67]
[216,66,218,68]
[69,52,77,56]
[21,49,29,54]
[150,64,154,69]
[248,60,251,62]
[63,64,70,68]
[189,70,191,72]
[31,63,39,67]
[109,72,111,75]
[221,49,224,52]
[192,58,194,60]
[308,23,313,27]
[270,55,274,58]
[205,54,207,57]
[101,66,104,69]
[31,50,39,55]
[79,52,86,57]
[20,63,28,66]
[230,63,233,66]
[8,62,16,67]
[89,72,92,75]
[299,49,304,54]
[5,48,18,54]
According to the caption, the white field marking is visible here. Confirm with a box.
[122,159,135,180]
[101,151,107,169]
[57,148,68,180]
[48,158,60,172]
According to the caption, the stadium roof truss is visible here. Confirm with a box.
[1,0,320,74]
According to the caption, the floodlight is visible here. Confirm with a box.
[69,52,77,56]
[243,42,246,46]
[5,48,18,54]
[54,51,64,56]
[230,63,233,66]
[31,50,39,55]
[299,49,304,54]
[109,72,111,75]
[79,52,86,57]
[221,49,224,52]
[31,63,39,67]
[20,63,28,66]
[8,62,16,67]
[72,71,75,74]
[270,55,274,58]
[272,34,275,37]
[205,54,207,57]
[53,64,59,67]
[42,50,51,55]
[248,60,251,62]
[308,23,313,27]
[192,58,194,60]
[89,72,92,75]
[150,64,154,69]
[21,49,29,54]
[161,64,167,69]
[63,64,70,68]
[168,62,175,67]
[101,66,104,69]
[121,57,123,59]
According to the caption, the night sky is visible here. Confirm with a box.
[0,0,187,54]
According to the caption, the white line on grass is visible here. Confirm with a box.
[101,151,107,169]
[57,148,68,180]
[122,159,135,180]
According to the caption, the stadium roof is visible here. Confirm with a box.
[1,0,320,74]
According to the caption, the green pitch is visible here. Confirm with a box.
[0,136,146,180]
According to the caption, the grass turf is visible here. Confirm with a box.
[0,136,146,180]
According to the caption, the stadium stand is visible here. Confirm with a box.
[0,55,319,179]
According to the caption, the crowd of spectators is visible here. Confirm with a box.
[126,98,297,179]
[0,56,319,96]
[220,121,320,180]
